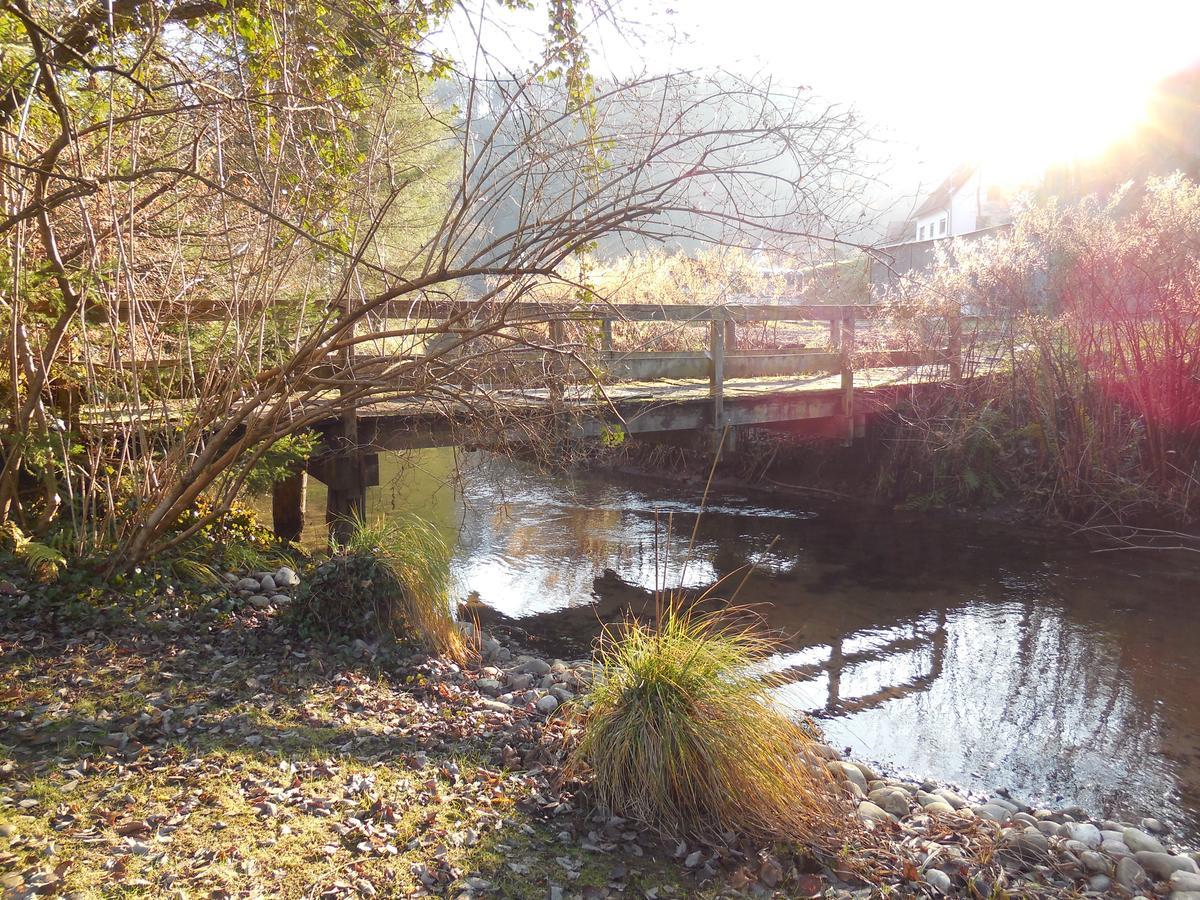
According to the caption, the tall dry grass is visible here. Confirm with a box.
[875,177,1200,525]
[569,607,837,841]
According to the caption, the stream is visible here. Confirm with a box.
[285,448,1200,840]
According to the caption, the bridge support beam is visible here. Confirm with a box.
[271,469,307,544]
[308,440,380,546]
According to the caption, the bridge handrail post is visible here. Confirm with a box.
[549,318,565,399]
[840,306,856,444]
[947,301,963,384]
[709,314,726,431]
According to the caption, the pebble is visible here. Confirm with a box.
[867,787,910,819]
[1102,838,1134,857]
[829,761,868,792]
[1116,856,1148,890]
[248,595,270,609]
[507,674,534,692]
[520,657,552,676]
[857,801,896,824]
[259,574,276,592]
[535,694,559,714]
[934,788,968,810]
[975,803,1013,823]
[269,594,290,605]
[476,678,502,696]
[1135,851,1198,880]
[1144,818,1170,834]
[235,577,261,592]
[852,761,879,781]
[274,566,300,587]
[1000,831,1050,859]
[1125,827,1168,854]
[924,868,952,893]
[1064,822,1103,848]
[1173,872,1200,892]
[1080,850,1112,874]
[1087,873,1112,892]
[476,699,511,714]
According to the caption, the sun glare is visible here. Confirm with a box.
[964,62,1156,187]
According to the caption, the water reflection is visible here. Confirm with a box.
[277,448,1200,840]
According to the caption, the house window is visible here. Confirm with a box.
[919,225,926,240]
[939,218,946,235]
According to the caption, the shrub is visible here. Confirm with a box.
[568,607,836,842]
[291,516,465,661]
[876,176,1200,525]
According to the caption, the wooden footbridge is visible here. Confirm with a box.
[279,300,967,540]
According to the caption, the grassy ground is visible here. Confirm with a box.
[0,592,709,899]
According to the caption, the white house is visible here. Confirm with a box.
[909,164,1010,242]
[870,165,1013,291]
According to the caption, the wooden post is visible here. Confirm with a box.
[272,470,307,544]
[709,317,725,431]
[325,418,365,544]
[723,319,737,352]
[947,302,963,384]
[549,318,565,400]
[829,316,842,350]
[600,318,613,353]
[326,299,365,546]
[840,307,856,444]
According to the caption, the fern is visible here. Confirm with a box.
[2,523,66,581]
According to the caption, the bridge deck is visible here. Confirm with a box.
[351,363,951,449]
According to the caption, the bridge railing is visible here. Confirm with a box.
[383,300,962,442]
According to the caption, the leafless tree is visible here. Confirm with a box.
[0,0,868,569]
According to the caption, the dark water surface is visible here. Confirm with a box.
[294,449,1200,839]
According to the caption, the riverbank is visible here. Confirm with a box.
[3,575,1199,898]
[592,437,1200,548]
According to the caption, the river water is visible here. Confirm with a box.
[290,448,1200,839]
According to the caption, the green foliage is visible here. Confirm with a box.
[569,608,835,841]
[171,500,294,576]
[242,432,321,497]
[2,523,66,582]
[291,515,465,660]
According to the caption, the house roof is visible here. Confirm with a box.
[914,164,977,217]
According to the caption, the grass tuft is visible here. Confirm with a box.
[293,515,466,661]
[568,606,837,842]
